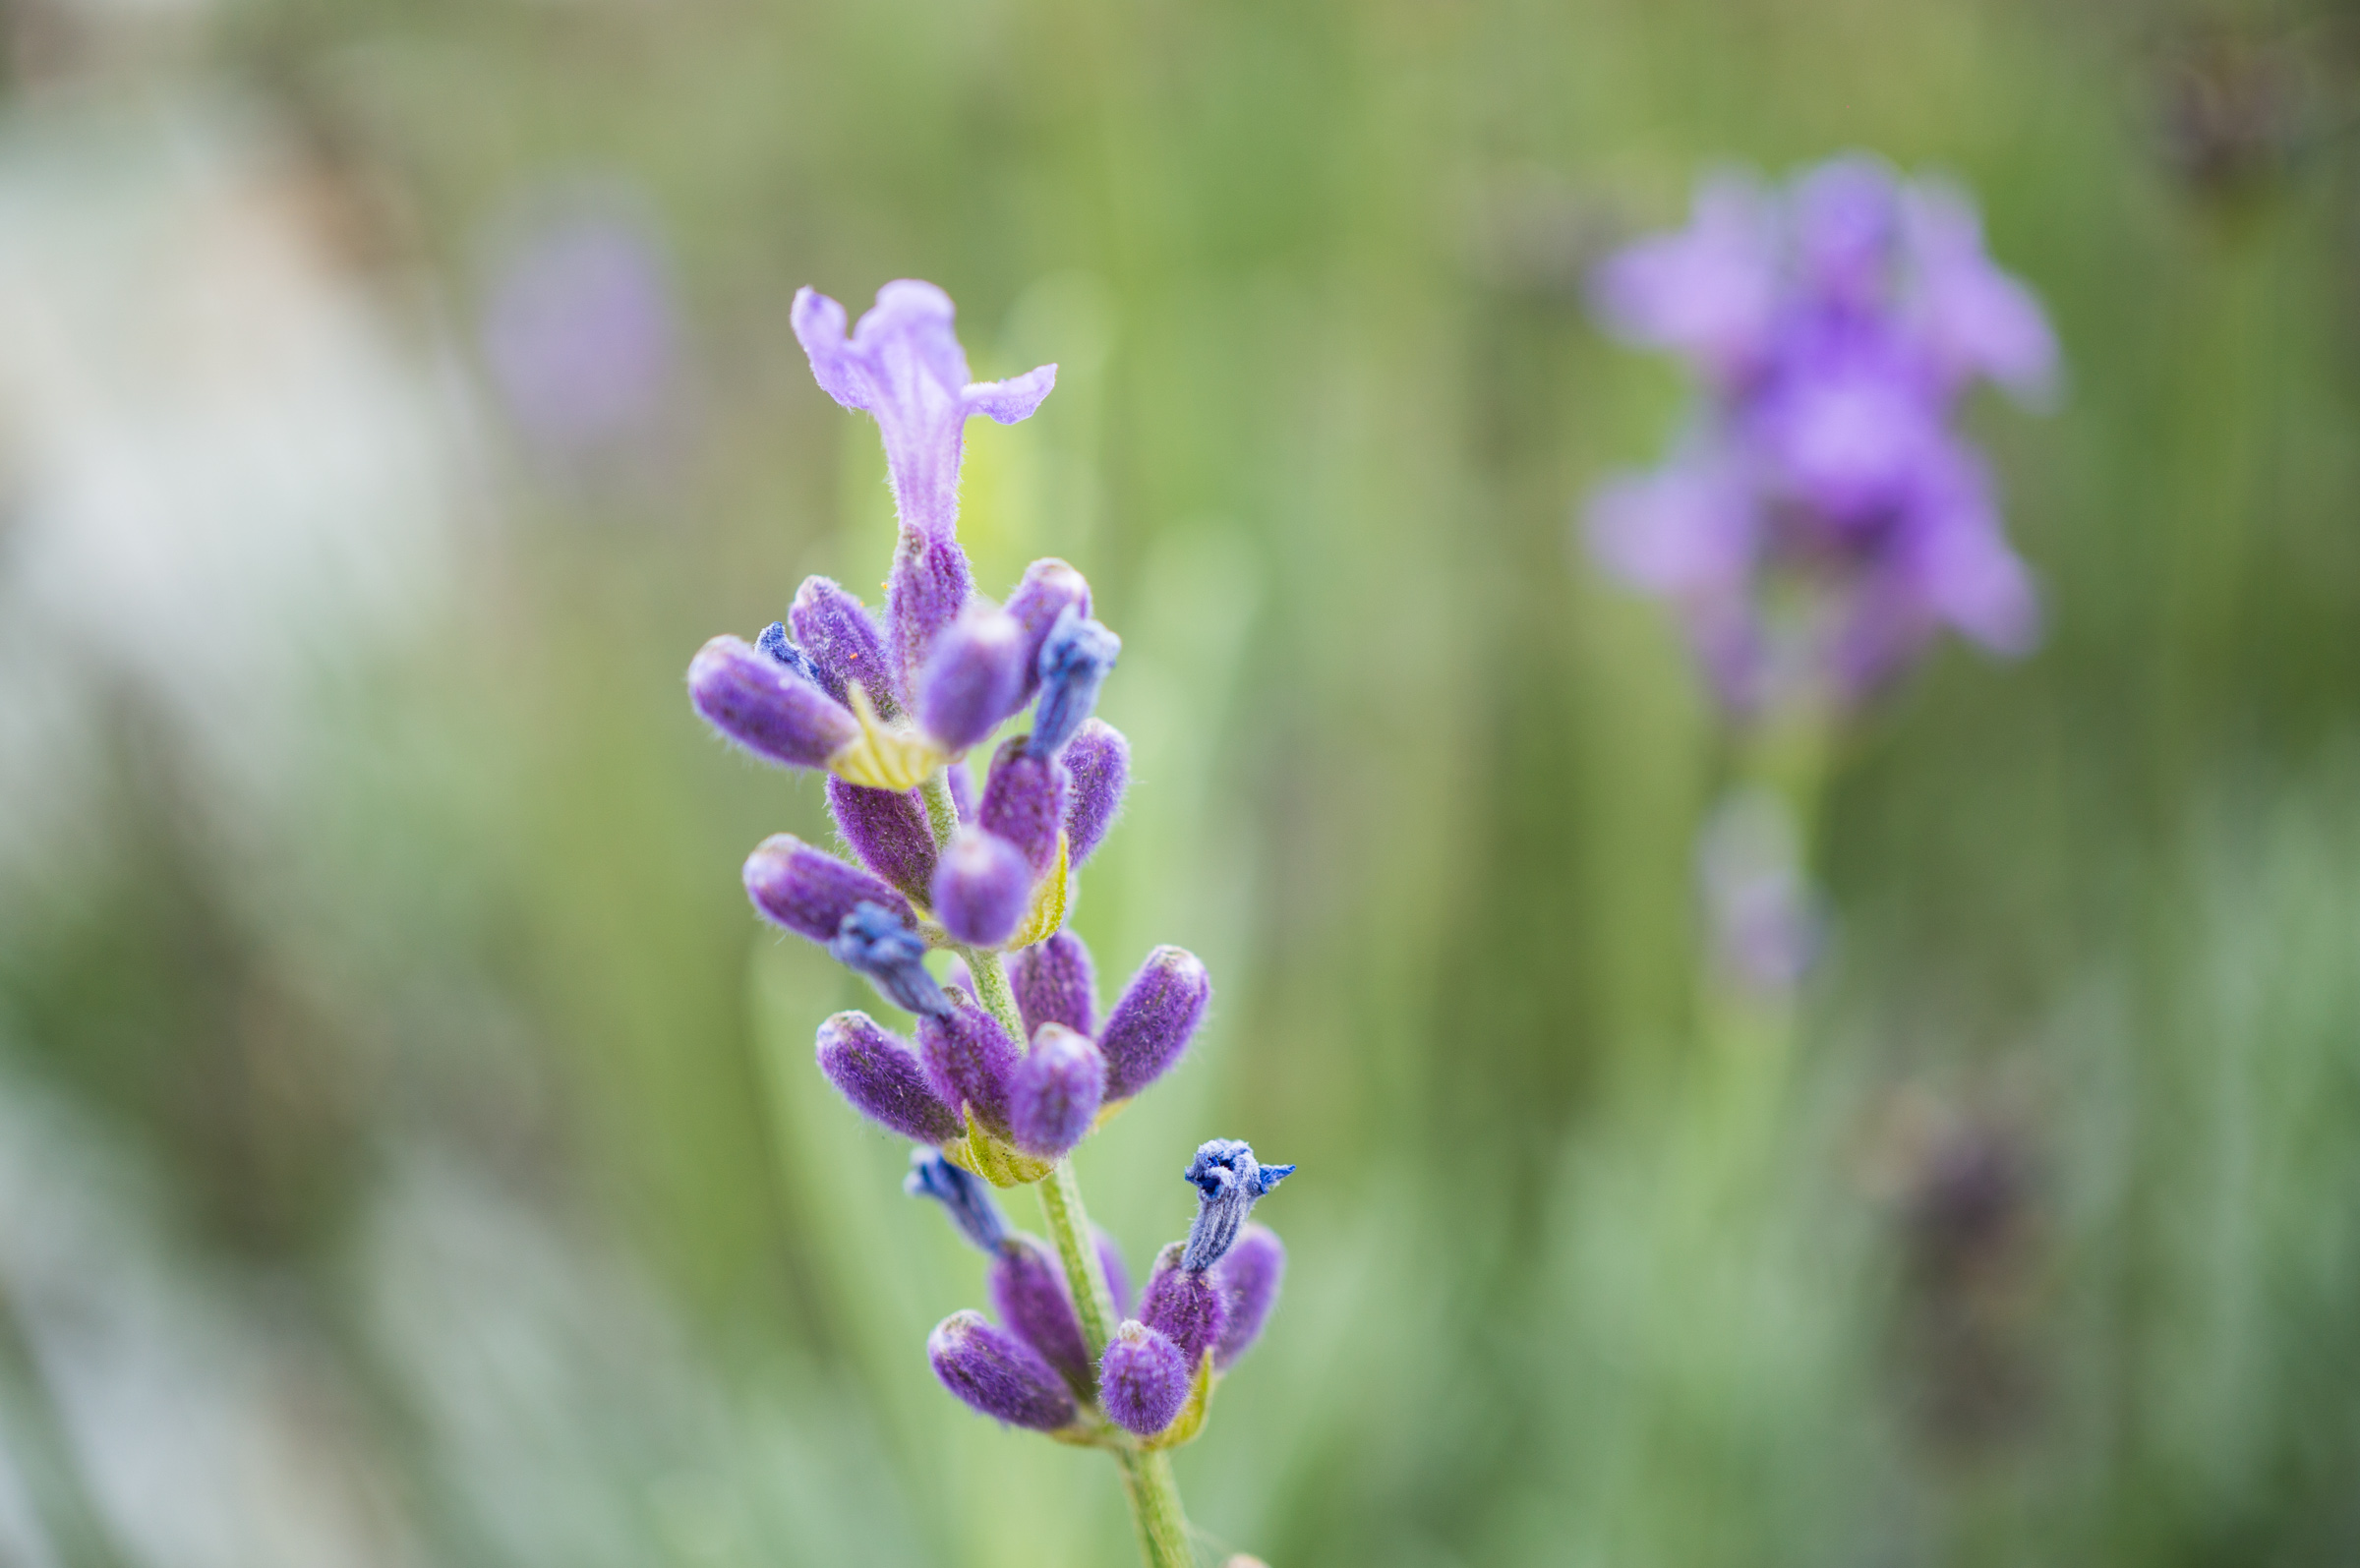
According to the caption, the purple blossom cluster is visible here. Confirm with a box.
[684,280,1292,1457]
[1583,155,2059,712]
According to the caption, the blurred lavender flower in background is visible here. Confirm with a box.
[1584,155,2057,714]
[478,197,678,464]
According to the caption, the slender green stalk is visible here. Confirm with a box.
[917,769,1198,1568]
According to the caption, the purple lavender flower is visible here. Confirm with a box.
[743,836,914,944]
[1061,720,1130,866]
[827,777,938,901]
[688,636,858,769]
[919,606,1031,750]
[791,575,900,717]
[817,1013,966,1145]
[480,205,676,458]
[1006,559,1092,699]
[1028,611,1121,759]
[989,1234,1094,1398]
[979,740,1069,877]
[1140,1243,1228,1365]
[1007,1024,1106,1159]
[931,828,1034,948]
[907,1149,1008,1250]
[917,990,1021,1133]
[1099,1321,1191,1437]
[1181,1140,1293,1272]
[928,1311,1077,1431]
[1583,155,2054,710]
[1210,1224,1285,1369]
[1012,931,1097,1038]
[830,902,951,1017]
[1099,947,1210,1102]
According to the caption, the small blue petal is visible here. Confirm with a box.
[830,901,950,1017]
[905,1149,1007,1252]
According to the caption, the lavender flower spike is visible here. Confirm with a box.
[1029,610,1121,759]
[931,828,1034,949]
[830,902,950,1018]
[1099,1321,1191,1437]
[1099,946,1211,1102]
[817,1013,966,1145]
[743,836,914,944]
[927,1311,1077,1431]
[1007,1024,1106,1159]
[989,1234,1094,1398]
[688,635,858,769]
[1061,719,1130,866]
[1141,1242,1229,1365]
[1012,930,1097,1038]
[1182,1139,1294,1272]
[791,281,1056,547]
[906,1149,1008,1252]
[1210,1224,1285,1369]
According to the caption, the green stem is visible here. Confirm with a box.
[917,768,1197,1568]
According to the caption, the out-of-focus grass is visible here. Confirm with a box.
[2,0,2358,1562]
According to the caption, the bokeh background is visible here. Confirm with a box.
[3,0,2359,1563]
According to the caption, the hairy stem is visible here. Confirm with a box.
[919,767,1196,1568]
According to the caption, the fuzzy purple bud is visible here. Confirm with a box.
[1029,611,1121,759]
[1099,947,1210,1101]
[688,635,859,769]
[815,1013,965,1145]
[978,739,1069,876]
[1211,1224,1285,1369]
[1095,1227,1133,1317]
[919,608,1030,751]
[927,1310,1076,1431]
[930,828,1034,948]
[1061,720,1130,866]
[1011,930,1096,1038]
[989,1235,1093,1398]
[789,575,898,717]
[743,836,914,944]
[1006,1024,1105,1159]
[888,530,974,707]
[1182,1139,1294,1272]
[916,991,1020,1133]
[830,902,949,1018]
[1005,559,1092,699]
[1140,1242,1228,1366]
[906,1149,1008,1251]
[826,777,938,902]
[1098,1321,1190,1437]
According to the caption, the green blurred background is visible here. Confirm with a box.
[1,0,2357,1562]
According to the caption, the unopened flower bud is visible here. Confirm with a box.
[916,991,1020,1133]
[755,621,824,689]
[1061,720,1129,866]
[1007,1024,1105,1159]
[1095,1226,1133,1316]
[689,635,859,769]
[790,575,898,716]
[1028,610,1120,759]
[989,1234,1092,1398]
[889,527,975,704]
[918,608,1028,751]
[1099,947,1210,1101]
[1011,930,1096,1038]
[1211,1224,1285,1369]
[830,902,949,1017]
[1005,559,1092,699]
[930,828,1033,948]
[1098,1320,1190,1437]
[816,1013,965,1145]
[927,1310,1076,1431]
[978,739,1069,877]
[825,778,937,902]
[1182,1139,1293,1272]
[1140,1242,1228,1365]
[905,1148,1009,1251]
[743,836,914,944]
